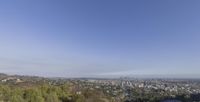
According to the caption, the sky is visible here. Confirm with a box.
[0,0,200,78]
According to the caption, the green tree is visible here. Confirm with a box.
[45,92,60,102]
[10,95,25,102]
[24,88,45,102]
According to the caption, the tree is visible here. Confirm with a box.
[10,95,25,102]
[24,88,45,102]
[45,92,60,102]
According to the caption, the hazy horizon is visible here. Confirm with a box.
[0,0,200,78]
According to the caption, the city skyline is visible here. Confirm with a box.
[0,0,200,78]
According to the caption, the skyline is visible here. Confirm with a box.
[0,0,200,78]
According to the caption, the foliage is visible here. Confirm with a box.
[0,83,110,102]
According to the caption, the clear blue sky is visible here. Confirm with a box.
[0,0,200,78]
